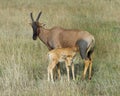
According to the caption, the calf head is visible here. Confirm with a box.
[62,55,73,66]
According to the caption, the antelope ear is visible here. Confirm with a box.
[38,23,46,27]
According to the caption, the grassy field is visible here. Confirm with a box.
[0,0,120,96]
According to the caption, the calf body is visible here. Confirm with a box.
[47,47,78,82]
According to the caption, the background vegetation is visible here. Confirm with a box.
[0,0,120,96]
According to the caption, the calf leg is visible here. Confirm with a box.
[57,63,61,80]
[50,64,56,83]
[66,65,70,81]
[48,61,57,82]
[50,69,54,82]
[71,63,75,80]
[47,66,50,81]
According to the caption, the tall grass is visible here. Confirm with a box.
[0,0,120,96]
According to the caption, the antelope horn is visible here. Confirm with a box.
[30,12,34,22]
[36,11,42,21]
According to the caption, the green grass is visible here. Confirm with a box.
[0,0,120,96]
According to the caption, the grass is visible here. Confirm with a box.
[0,0,120,96]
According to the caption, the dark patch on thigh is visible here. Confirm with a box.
[76,39,88,60]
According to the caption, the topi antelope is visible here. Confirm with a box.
[47,47,78,82]
[30,12,95,80]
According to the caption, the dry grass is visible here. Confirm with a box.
[0,0,120,96]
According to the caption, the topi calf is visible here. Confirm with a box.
[47,47,78,82]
